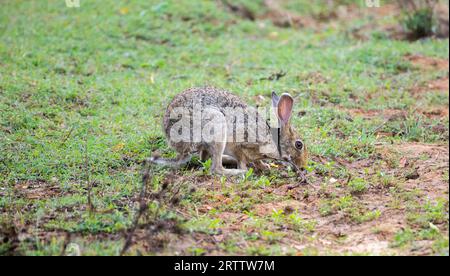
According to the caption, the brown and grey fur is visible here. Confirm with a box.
[149,87,307,176]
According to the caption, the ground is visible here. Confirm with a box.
[0,0,448,256]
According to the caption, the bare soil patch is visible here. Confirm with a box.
[404,54,449,96]
[345,105,449,121]
[253,200,305,216]
[427,77,450,91]
[405,54,449,71]
[345,108,407,120]
[382,143,449,201]
[421,107,449,119]
[314,208,405,255]
[402,54,448,117]
[410,76,449,97]
[14,180,63,200]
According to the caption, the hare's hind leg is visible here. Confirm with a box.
[200,108,246,176]
[147,143,193,169]
[147,154,192,169]
[208,130,246,176]
[210,142,246,176]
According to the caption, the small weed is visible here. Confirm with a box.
[255,175,271,188]
[391,228,415,248]
[201,159,212,175]
[182,217,222,234]
[271,209,285,224]
[188,247,206,256]
[348,177,368,193]
[242,168,254,183]
[261,231,285,244]
[319,200,334,216]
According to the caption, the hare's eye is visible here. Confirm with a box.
[295,140,303,150]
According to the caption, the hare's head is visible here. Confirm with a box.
[271,92,308,169]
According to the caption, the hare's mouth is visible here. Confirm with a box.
[260,155,305,177]
[284,156,300,172]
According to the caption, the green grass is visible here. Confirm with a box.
[0,0,448,256]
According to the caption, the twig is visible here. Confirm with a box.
[345,174,353,185]
[84,133,95,215]
[59,126,74,147]
[120,160,152,256]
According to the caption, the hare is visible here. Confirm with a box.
[149,87,307,176]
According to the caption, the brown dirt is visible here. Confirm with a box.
[410,75,449,96]
[383,143,449,201]
[427,77,450,91]
[253,200,305,216]
[313,208,405,255]
[345,105,449,121]
[345,108,407,120]
[403,54,448,115]
[13,180,63,200]
[421,107,449,119]
[405,54,449,71]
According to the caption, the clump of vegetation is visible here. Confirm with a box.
[348,177,368,193]
[391,228,415,248]
[255,175,271,188]
[403,8,435,39]
[201,158,213,175]
[407,198,449,228]
[398,0,438,39]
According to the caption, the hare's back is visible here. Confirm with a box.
[163,87,247,134]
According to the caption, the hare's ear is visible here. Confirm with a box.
[277,93,294,125]
[271,91,280,108]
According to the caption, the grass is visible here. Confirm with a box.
[0,0,449,256]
